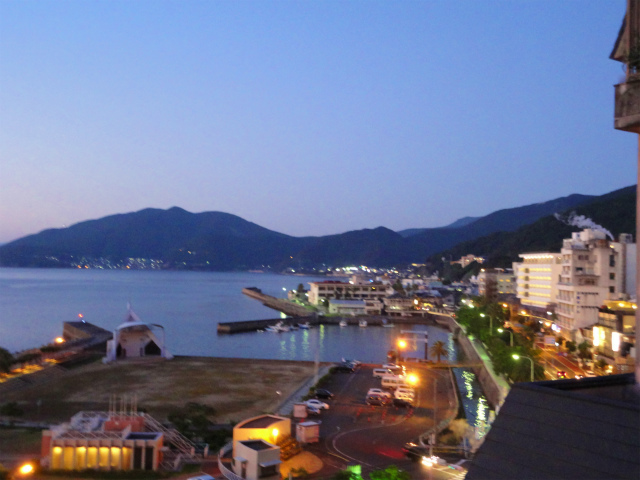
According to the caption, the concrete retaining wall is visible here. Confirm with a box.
[431,313,509,408]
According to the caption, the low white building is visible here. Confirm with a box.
[328,299,366,316]
[307,281,387,305]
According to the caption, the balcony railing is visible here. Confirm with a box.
[614,78,640,133]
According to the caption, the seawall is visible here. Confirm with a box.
[433,313,510,408]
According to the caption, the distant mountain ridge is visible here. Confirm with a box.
[0,187,632,270]
[428,185,636,271]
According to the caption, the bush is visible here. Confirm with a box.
[0,402,24,417]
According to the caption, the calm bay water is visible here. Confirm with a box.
[0,268,453,363]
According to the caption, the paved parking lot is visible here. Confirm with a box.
[300,363,461,479]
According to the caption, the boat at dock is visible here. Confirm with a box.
[382,319,395,328]
[298,322,311,329]
[339,320,347,327]
[265,321,289,333]
[359,319,368,327]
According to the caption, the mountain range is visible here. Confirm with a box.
[0,186,634,271]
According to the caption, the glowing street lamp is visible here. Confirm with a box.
[54,337,65,344]
[397,339,407,350]
[480,313,493,335]
[512,354,534,382]
[18,463,34,476]
[407,374,419,385]
[497,328,513,347]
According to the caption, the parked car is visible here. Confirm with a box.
[304,399,329,410]
[366,394,390,406]
[402,442,429,461]
[306,405,322,415]
[314,388,334,400]
[584,370,597,377]
[333,362,356,373]
[393,397,413,408]
[367,388,392,399]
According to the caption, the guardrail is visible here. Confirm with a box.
[218,443,244,480]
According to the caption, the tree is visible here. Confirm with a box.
[369,466,411,480]
[297,283,305,294]
[577,341,592,360]
[0,347,13,374]
[565,341,577,353]
[430,341,449,363]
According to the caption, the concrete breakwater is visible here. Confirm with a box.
[242,287,313,317]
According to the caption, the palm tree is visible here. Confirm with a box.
[430,341,449,364]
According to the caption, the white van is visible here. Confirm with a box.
[381,375,410,390]
[373,368,392,378]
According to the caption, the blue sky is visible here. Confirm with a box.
[0,0,634,243]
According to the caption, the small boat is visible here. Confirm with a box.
[298,322,311,329]
[382,319,395,328]
[359,319,368,328]
[339,320,348,327]
[265,321,287,332]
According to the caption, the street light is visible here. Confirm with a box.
[497,328,513,347]
[512,354,534,382]
[480,313,493,335]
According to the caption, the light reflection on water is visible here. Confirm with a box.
[454,368,490,434]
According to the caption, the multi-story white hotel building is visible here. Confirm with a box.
[513,253,562,313]
[553,229,635,337]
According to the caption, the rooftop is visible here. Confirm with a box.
[237,415,284,429]
[239,440,275,451]
[466,374,640,480]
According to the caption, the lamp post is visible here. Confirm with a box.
[480,313,493,335]
[512,354,534,382]
[497,328,513,347]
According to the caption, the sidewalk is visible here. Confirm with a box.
[276,366,331,416]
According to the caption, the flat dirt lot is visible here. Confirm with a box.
[1,356,318,423]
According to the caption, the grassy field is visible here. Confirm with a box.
[1,356,318,424]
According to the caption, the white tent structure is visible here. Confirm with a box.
[104,304,172,363]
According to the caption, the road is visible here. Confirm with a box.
[304,363,464,479]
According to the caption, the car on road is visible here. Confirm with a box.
[314,388,334,400]
[584,370,597,377]
[402,442,429,461]
[305,399,329,410]
[556,370,567,379]
[367,388,392,399]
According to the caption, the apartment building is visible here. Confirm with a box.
[477,269,516,297]
[307,280,388,305]
[513,253,562,313]
[555,229,635,336]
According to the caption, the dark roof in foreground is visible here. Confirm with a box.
[466,373,640,480]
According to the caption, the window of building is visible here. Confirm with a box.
[609,272,615,280]
[610,255,615,267]
[609,286,615,293]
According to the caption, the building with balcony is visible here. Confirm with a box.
[554,229,635,337]
[477,269,516,298]
[307,280,388,305]
[513,253,562,314]
[589,299,637,372]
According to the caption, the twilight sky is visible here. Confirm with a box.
[0,0,635,244]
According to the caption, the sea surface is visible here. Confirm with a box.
[0,268,490,424]
[0,269,453,363]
